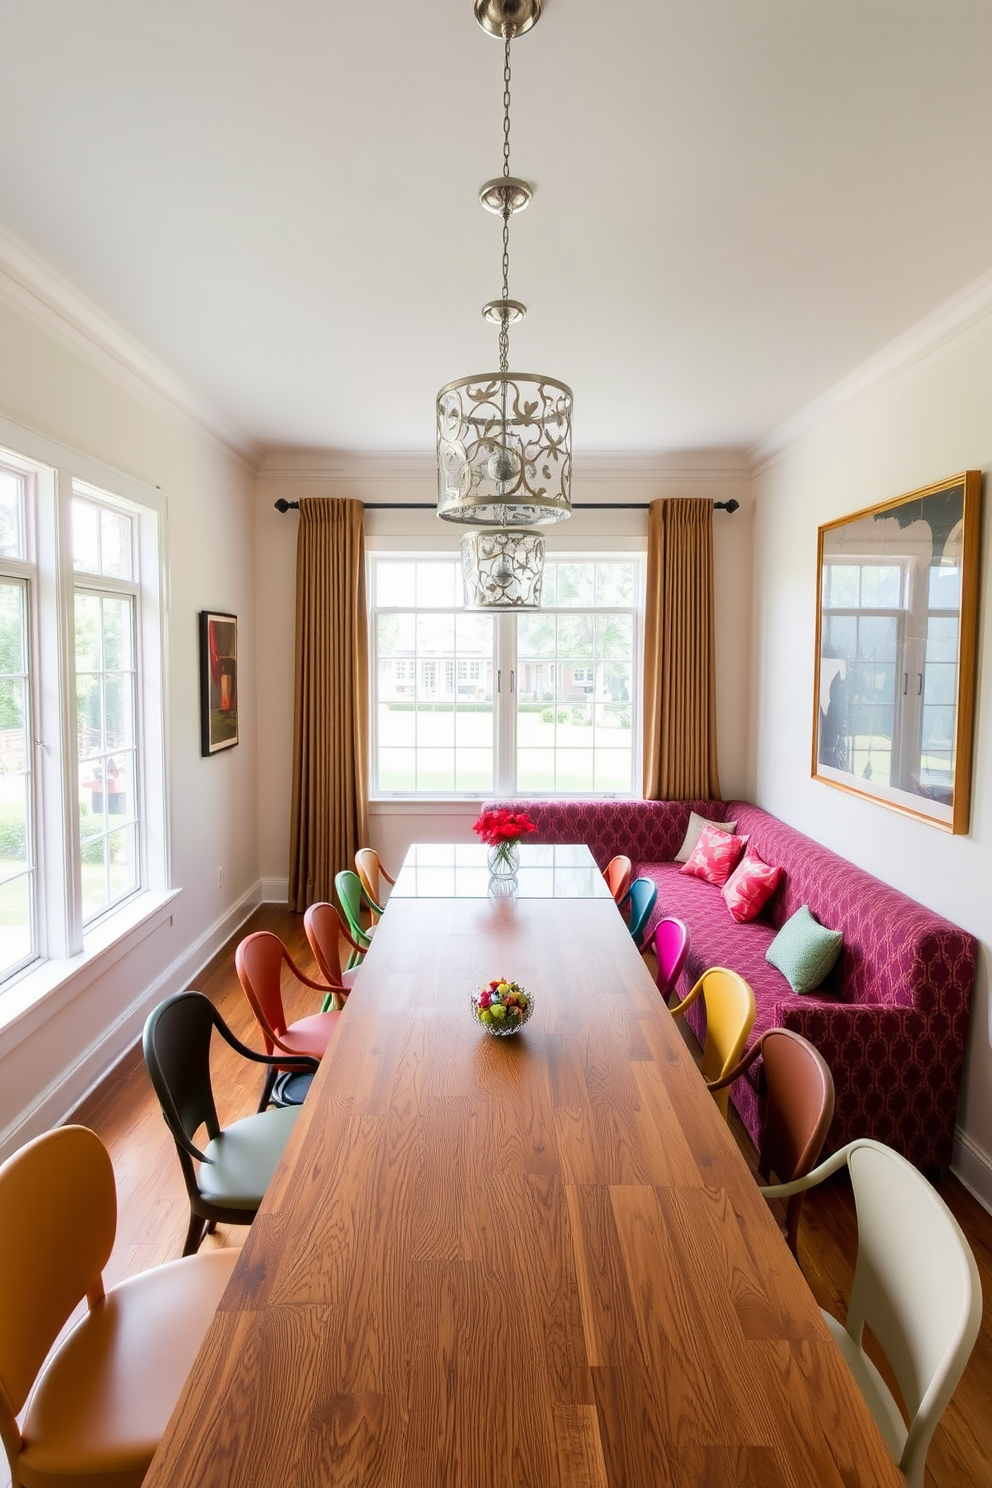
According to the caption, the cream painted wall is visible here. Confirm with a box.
[0,295,258,1157]
[255,453,753,893]
[750,334,992,1201]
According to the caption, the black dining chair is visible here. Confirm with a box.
[143,991,318,1256]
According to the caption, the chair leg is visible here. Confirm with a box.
[258,1065,277,1113]
[183,1212,208,1257]
[205,1220,217,1234]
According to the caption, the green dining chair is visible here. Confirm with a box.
[335,870,378,969]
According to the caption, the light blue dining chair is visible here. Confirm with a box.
[622,876,658,950]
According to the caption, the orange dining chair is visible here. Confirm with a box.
[235,931,345,1111]
[0,1124,238,1488]
[304,901,364,1011]
[603,854,632,905]
[707,1027,835,1254]
[355,847,395,926]
[668,967,756,1120]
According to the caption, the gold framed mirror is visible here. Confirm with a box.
[813,471,981,833]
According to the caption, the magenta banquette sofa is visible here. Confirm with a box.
[484,798,976,1172]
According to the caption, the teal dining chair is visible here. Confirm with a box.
[622,876,658,950]
[335,869,377,969]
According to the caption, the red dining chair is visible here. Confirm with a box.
[304,901,364,1011]
[707,1027,835,1255]
[648,916,690,1001]
[235,932,345,1111]
[603,854,632,905]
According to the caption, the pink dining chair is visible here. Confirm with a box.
[648,916,690,1001]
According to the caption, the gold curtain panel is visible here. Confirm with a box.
[288,497,369,910]
[642,497,721,800]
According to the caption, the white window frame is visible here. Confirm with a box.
[0,414,171,1007]
[369,548,644,801]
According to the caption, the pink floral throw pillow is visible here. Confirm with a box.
[679,823,747,887]
[721,850,783,923]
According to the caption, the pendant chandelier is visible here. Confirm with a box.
[436,0,573,610]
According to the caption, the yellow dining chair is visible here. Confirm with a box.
[355,847,394,926]
[0,1125,238,1488]
[669,967,756,1120]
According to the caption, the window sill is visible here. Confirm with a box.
[0,888,182,1050]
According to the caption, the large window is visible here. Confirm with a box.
[371,553,641,797]
[0,432,166,998]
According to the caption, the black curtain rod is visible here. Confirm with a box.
[273,498,740,514]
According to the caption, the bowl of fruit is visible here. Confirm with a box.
[470,978,534,1037]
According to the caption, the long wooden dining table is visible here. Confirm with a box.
[144,850,904,1487]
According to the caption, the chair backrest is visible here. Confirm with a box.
[845,1140,982,1486]
[604,854,632,905]
[758,1028,835,1186]
[696,969,756,1116]
[143,992,222,1156]
[0,1126,117,1423]
[625,876,658,947]
[304,902,346,985]
[651,916,690,1000]
[236,931,290,1053]
[335,870,371,947]
[355,848,387,923]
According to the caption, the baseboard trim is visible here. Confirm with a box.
[260,877,290,903]
[951,1126,992,1217]
[0,879,264,1161]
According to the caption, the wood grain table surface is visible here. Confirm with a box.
[143,889,904,1487]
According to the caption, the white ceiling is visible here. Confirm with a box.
[1,0,992,456]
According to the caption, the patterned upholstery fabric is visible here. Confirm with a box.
[485,797,976,1172]
[482,799,730,871]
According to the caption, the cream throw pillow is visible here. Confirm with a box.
[674,811,737,864]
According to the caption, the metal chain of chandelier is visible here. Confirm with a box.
[436,0,573,609]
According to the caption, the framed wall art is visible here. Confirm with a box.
[813,471,981,833]
[199,611,239,756]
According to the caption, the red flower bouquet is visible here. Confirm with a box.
[473,808,536,876]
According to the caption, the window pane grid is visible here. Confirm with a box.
[372,555,639,799]
[76,587,139,926]
[0,578,34,978]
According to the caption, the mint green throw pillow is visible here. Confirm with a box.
[766,905,843,995]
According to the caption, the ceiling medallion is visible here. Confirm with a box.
[436,0,572,609]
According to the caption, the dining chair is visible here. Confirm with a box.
[0,1124,238,1488]
[304,900,365,1010]
[335,869,377,967]
[762,1139,982,1488]
[143,991,317,1256]
[620,876,658,949]
[648,915,690,1001]
[235,931,344,1109]
[707,1027,835,1254]
[355,847,394,926]
[669,967,756,1120]
[603,853,632,905]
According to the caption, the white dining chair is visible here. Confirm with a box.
[762,1138,981,1488]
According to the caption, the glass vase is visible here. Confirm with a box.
[487,840,520,877]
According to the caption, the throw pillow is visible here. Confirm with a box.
[766,905,843,995]
[675,810,738,863]
[721,851,782,924]
[680,823,747,887]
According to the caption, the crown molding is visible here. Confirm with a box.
[257,447,753,488]
[751,266,992,474]
[0,224,259,469]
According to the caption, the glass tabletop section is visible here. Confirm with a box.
[391,842,613,899]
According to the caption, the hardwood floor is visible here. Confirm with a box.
[4,904,991,1487]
